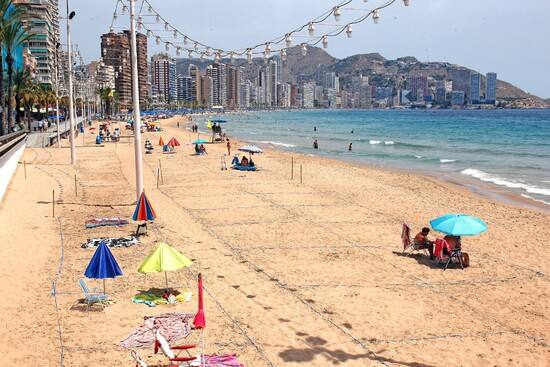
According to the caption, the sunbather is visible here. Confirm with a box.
[241,156,249,166]
[414,227,435,260]
[199,144,207,154]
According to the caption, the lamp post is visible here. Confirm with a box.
[66,0,76,165]
[129,0,144,199]
[55,42,61,148]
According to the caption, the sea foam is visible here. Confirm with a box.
[256,140,296,148]
[384,141,395,145]
[461,169,550,197]
[440,159,456,163]
[369,140,381,145]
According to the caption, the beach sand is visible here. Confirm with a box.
[0,116,548,366]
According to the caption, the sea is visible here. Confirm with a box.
[206,109,550,207]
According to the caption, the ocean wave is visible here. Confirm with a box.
[255,140,296,148]
[384,141,395,145]
[462,169,550,197]
[440,159,456,163]
[414,155,424,159]
[521,195,550,206]
[369,140,381,145]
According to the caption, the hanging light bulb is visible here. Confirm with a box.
[281,48,287,61]
[146,29,152,38]
[188,50,193,59]
[183,36,189,45]
[113,12,118,20]
[156,14,160,23]
[193,42,198,51]
[176,47,181,56]
[363,0,368,2]
[165,22,170,31]
[137,16,142,31]
[301,43,307,56]
[322,35,329,49]
[121,5,128,14]
[403,0,410,5]
[156,36,161,45]
[215,52,221,62]
[346,24,353,38]
[109,27,114,33]
[308,22,315,36]
[200,52,206,60]
[173,29,178,38]
[165,42,170,51]
[373,10,380,24]
[206,47,212,56]
[264,42,271,57]
[263,51,269,64]
[229,51,235,64]
[148,5,152,13]
[285,34,292,47]
[333,6,341,21]
[247,49,252,65]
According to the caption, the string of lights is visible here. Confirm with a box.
[108,0,410,63]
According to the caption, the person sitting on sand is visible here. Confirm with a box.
[231,155,239,165]
[414,227,435,260]
[200,144,207,154]
[194,144,200,154]
[241,156,249,166]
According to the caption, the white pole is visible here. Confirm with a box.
[66,0,76,165]
[129,0,144,199]
[55,46,60,148]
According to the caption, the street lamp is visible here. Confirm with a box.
[55,42,61,148]
[66,1,76,165]
[129,0,144,199]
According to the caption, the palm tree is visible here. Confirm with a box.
[14,68,31,127]
[3,18,31,132]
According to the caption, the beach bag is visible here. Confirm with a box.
[461,252,470,268]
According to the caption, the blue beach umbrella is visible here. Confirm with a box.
[193,139,209,144]
[430,213,488,236]
[84,241,123,294]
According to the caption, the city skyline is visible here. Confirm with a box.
[61,0,550,98]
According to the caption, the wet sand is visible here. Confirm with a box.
[0,116,548,366]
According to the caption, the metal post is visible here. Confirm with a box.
[55,44,61,148]
[129,0,144,199]
[66,1,76,165]
[291,156,294,179]
[52,189,55,217]
[23,160,27,179]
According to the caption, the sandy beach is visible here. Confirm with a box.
[0,115,548,366]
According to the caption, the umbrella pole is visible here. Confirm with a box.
[165,271,169,291]
[103,279,106,295]
[201,329,205,367]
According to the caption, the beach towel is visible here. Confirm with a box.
[132,290,193,307]
[120,313,194,349]
[81,236,138,249]
[85,217,129,228]
[203,354,245,367]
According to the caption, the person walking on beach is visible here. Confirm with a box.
[177,121,180,128]
[313,139,319,149]
[226,138,231,155]
[348,142,353,151]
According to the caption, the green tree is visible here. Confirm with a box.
[3,19,31,132]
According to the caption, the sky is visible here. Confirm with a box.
[62,0,550,98]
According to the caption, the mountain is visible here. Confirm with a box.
[175,46,548,107]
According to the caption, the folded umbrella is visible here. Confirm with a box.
[84,241,123,294]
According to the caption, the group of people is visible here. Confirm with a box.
[232,154,255,167]
[414,227,463,262]
[312,127,354,151]
[194,143,207,155]
[190,124,199,133]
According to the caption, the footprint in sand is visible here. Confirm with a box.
[217,275,225,279]
[231,285,240,289]
[246,295,256,299]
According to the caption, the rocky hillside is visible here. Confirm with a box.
[176,46,548,106]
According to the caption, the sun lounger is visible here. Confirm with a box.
[154,330,199,366]
[401,223,428,256]
[434,238,464,270]
[79,278,107,310]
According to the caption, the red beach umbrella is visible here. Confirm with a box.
[193,273,206,329]
[132,191,156,221]
[167,137,180,147]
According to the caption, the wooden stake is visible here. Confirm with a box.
[74,174,78,196]
[158,159,164,184]
[52,190,55,217]
[156,167,160,189]
[300,164,303,184]
[291,157,294,180]
[23,160,27,179]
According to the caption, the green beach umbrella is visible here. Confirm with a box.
[138,242,193,289]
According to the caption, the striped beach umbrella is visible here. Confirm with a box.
[132,191,156,221]
[167,137,180,147]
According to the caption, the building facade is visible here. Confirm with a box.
[486,72,497,104]
[469,72,481,104]
[151,53,176,104]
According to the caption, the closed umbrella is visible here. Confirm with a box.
[167,137,180,147]
[84,241,123,294]
[132,191,156,222]
[137,242,193,289]
[430,213,488,236]
[193,273,206,366]
[159,137,165,146]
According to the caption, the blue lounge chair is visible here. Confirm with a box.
[79,279,107,310]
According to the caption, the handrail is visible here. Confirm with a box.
[0,132,27,158]
[0,130,26,146]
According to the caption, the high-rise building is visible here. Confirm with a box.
[469,72,481,104]
[188,64,201,104]
[150,53,176,104]
[210,63,226,107]
[407,75,428,102]
[435,80,447,103]
[176,75,192,103]
[451,90,465,106]
[269,60,278,106]
[14,0,60,86]
[88,60,115,90]
[200,75,213,107]
[100,30,148,107]
[486,72,497,104]
[205,65,219,105]
[226,66,241,109]
[302,82,315,108]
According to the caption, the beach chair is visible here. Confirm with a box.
[135,223,147,237]
[79,278,107,310]
[131,350,148,367]
[401,223,428,256]
[434,238,464,270]
[154,330,199,366]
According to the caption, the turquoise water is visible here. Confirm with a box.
[207,109,550,206]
